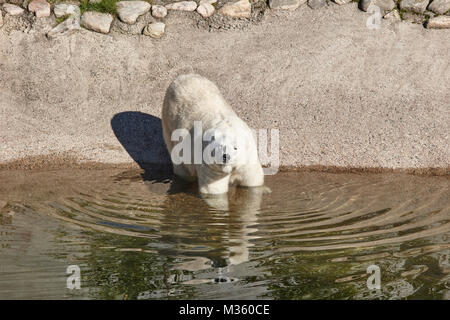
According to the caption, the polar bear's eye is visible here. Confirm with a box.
[234,147,237,150]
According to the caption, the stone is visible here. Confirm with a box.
[143,21,165,38]
[399,0,430,14]
[165,1,197,11]
[401,11,426,22]
[47,17,81,38]
[2,3,24,16]
[218,0,251,18]
[152,5,167,18]
[54,3,81,19]
[81,11,114,34]
[28,0,51,18]
[308,0,326,9]
[197,3,215,17]
[1,0,22,4]
[117,1,151,24]
[383,9,401,21]
[269,0,306,10]
[333,0,352,4]
[427,0,450,14]
[426,15,450,28]
[0,11,3,28]
[359,0,396,12]
[200,0,217,4]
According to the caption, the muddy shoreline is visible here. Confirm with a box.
[0,153,448,176]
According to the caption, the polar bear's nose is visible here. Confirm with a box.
[223,153,231,164]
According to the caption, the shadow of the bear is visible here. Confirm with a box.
[111,111,193,194]
[111,111,169,170]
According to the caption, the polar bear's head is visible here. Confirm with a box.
[203,120,253,174]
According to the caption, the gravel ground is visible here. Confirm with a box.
[0,3,449,172]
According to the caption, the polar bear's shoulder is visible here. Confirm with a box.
[172,74,217,90]
[166,74,233,114]
[168,74,220,99]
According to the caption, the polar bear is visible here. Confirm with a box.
[162,74,264,194]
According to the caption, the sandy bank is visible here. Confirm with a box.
[0,4,449,173]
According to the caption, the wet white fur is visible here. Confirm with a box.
[162,74,264,194]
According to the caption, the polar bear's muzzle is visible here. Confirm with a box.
[222,153,231,164]
[208,149,234,174]
[212,152,233,173]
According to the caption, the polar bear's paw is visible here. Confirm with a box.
[198,172,231,195]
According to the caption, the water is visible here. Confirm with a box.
[0,169,449,299]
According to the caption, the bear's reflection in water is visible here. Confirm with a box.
[148,176,268,282]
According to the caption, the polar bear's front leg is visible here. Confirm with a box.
[233,164,264,187]
[196,165,231,195]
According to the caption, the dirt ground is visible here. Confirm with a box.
[0,3,449,172]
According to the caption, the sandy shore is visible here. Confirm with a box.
[0,4,449,173]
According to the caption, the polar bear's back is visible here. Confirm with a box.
[163,74,236,130]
